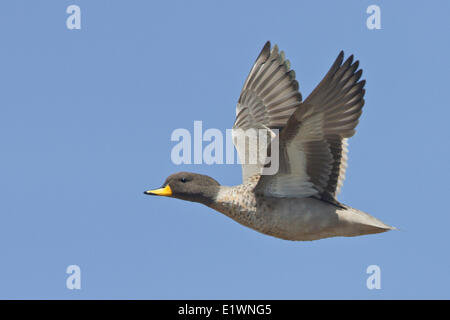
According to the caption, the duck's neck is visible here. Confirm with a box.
[176,185,221,207]
[198,185,221,206]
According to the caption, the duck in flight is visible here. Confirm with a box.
[144,41,394,241]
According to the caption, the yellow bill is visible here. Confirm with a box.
[144,184,172,196]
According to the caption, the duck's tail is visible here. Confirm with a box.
[337,206,396,237]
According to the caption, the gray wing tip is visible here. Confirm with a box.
[354,68,363,82]
[337,50,345,62]
[359,79,367,88]
[256,41,271,63]
[288,69,296,80]
[292,79,299,91]
[342,54,354,69]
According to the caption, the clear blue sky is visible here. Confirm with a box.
[0,0,449,299]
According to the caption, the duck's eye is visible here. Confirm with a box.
[180,177,187,183]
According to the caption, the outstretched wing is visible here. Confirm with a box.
[255,51,366,201]
[233,42,303,181]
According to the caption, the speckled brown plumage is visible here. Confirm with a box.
[209,175,393,241]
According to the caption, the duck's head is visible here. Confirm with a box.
[144,172,221,205]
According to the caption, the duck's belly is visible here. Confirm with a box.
[253,197,343,240]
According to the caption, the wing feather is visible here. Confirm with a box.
[233,42,303,181]
[256,51,366,201]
